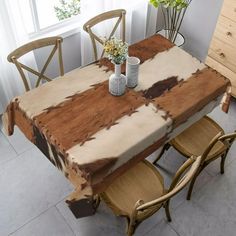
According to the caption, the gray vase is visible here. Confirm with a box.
[109,63,126,96]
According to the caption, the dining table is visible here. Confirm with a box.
[2,34,231,218]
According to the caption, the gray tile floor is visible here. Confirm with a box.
[0,99,236,236]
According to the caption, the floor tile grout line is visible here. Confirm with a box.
[169,164,235,220]
[15,145,38,157]
[4,137,32,157]
[167,222,182,236]
[55,197,162,236]
[0,146,36,170]
[172,183,231,231]
[0,156,20,170]
[190,162,236,206]
[55,206,77,236]
[0,131,18,156]
[7,193,73,236]
[0,123,33,156]
[204,154,236,177]
[0,126,18,155]
[0,157,18,169]
[6,187,72,235]
[140,219,169,236]
[8,205,55,236]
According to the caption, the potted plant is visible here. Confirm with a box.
[150,0,193,46]
[54,0,80,21]
[104,37,128,96]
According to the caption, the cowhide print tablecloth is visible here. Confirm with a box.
[2,35,231,218]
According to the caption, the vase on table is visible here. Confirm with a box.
[109,63,126,96]
[150,0,192,48]
[157,29,185,48]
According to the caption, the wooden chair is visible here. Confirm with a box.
[153,116,236,200]
[101,156,202,236]
[7,36,64,91]
[83,9,126,61]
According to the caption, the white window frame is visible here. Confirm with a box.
[28,0,81,38]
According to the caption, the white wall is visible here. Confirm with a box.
[34,33,81,78]
[34,1,224,77]
[179,0,224,61]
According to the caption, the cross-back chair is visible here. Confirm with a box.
[101,155,202,236]
[7,36,64,91]
[153,116,236,200]
[83,9,126,61]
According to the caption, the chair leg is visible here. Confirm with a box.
[220,150,229,174]
[93,194,101,210]
[164,200,171,222]
[126,219,136,236]
[187,167,203,201]
[153,143,170,165]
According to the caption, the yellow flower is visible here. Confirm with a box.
[103,37,128,64]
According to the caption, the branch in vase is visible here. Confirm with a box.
[173,9,182,41]
[150,0,193,43]
[173,7,187,42]
[160,5,167,38]
[170,7,177,42]
[166,7,170,39]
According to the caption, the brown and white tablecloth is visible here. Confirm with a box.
[2,35,231,218]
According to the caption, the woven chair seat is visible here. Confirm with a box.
[102,161,165,217]
[171,116,227,161]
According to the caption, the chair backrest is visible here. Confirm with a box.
[199,130,236,164]
[7,36,64,91]
[137,130,236,212]
[219,131,236,149]
[83,9,126,61]
[136,155,202,212]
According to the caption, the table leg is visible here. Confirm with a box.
[65,186,101,218]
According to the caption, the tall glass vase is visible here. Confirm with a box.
[109,63,126,96]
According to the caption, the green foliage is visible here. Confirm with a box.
[104,37,128,65]
[54,0,80,21]
[150,0,189,10]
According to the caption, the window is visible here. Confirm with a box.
[19,0,80,36]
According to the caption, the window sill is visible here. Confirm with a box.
[29,21,81,40]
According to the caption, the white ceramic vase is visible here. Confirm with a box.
[126,56,140,88]
[109,63,126,96]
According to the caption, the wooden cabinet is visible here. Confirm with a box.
[206,0,236,97]
[221,0,236,22]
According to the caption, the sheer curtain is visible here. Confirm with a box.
[80,0,152,66]
[0,0,37,114]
